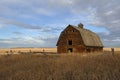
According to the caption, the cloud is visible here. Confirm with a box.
[13,32,24,35]
[0,0,120,47]
[0,24,4,28]
[0,17,63,33]
[103,38,120,47]
[70,0,120,47]
[0,17,41,29]
[0,0,71,18]
[0,37,42,48]
[0,34,58,48]
[33,34,58,47]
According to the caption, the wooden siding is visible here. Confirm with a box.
[57,26,86,53]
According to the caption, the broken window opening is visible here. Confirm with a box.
[68,40,72,45]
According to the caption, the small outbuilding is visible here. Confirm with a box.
[56,23,103,53]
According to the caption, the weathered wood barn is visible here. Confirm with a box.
[56,23,103,53]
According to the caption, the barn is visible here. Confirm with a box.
[56,23,103,53]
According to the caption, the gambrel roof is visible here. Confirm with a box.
[57,24,103,47]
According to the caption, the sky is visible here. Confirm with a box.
[0,0,120,48]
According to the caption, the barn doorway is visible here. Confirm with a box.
[67,48,73,53]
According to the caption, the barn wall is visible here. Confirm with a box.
[57,26,86,53]
[85,46,103,53]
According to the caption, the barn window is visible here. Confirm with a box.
[68,40,72,45]
[68,48,73,53]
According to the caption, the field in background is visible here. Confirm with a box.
[0,47,120,80]
[0,47,120,55]
[0,48,57,55]
[104,48,120,51]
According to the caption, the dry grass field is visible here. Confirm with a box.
[0,47,120,80]
[0,48,57,55]
[0,53,120,80]
[0,47,120,55]
[103,48,120,51]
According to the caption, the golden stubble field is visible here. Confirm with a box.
[0,48,57,55]
[104,48,120,51]
[0,47,120,80]
[0,47,120,55]
[0,50,120,80]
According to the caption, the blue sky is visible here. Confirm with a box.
[0,0,120,48]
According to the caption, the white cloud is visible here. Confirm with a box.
[0,17,42,29]
[105,10,114,16]
[0,0,120,47]
[0,34,58,48]
[112,39,120,42]
[0,24,4,28]
[0,37,44,48]
[34,8,54,16]
[0,23,7,29]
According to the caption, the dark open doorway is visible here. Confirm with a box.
[68,48,73,53]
